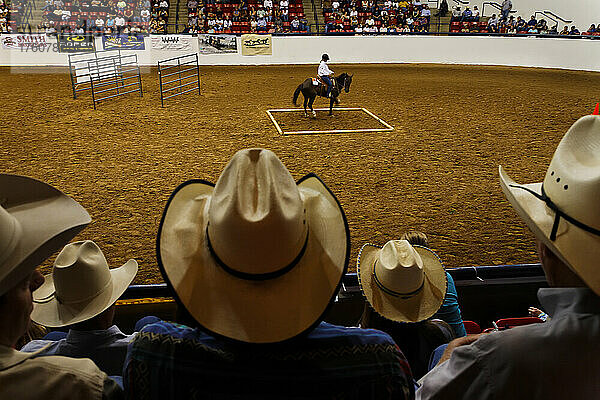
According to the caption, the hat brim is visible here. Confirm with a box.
[358,243,447,323]
[157,173,350,344]
[0,175,91,295]
[499,166,600,295]
[31,259,138,327]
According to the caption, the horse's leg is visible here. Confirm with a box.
[309,96,316,118]
[329,97,334,116]
[303,94,308,117]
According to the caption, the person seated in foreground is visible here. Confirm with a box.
[358,239,454,380]
[399,231,466,338]
[417,111,600,399]
[124,148,415,400]
[0,174,123,399]
[21,240,138,377]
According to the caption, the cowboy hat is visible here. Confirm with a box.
[499,114,600,295]
[358,240,447,323]
[157,148,350,344]
[31,240,138,327]
[0,174,91,296]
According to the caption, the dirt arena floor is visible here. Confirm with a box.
[2,63,599,284]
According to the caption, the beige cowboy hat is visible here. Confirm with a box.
[358,240,447,323]
[0,174,91,296]
[157,148,350,344]
[31,240,138,327]
[499,114,600,295]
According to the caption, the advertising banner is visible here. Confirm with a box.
[151,35,193,51]
[58,34,95,53]
[102,35,145,50]
[197,34,237,54]
[240,34,271,56]
[2,34,48,50]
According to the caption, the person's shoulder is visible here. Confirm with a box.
[307,322,398,346]
[20,339,57,353]
[26,353,107,382]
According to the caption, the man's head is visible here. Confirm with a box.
[157,149,349,344]
[322,53,329,61]
[0,174,90,346]
[499,114,600,293]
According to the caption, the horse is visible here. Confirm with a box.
[292,73,353,118]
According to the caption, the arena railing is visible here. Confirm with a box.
[481,1,517,17]
[534,10,573,30]
[121,263,545,301]
[116,263,546,329]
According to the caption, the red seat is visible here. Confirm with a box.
[495,317,543,329]
[462,320,481,334]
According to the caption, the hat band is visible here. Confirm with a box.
[372,262,425,299]
[206,226,309,281]
[510,184,600,241]
[34,277,112,305]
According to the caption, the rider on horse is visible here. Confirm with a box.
[318,54,334,98]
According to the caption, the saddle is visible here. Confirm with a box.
[312,77,334,98]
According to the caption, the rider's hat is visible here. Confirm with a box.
[322,53,329,61]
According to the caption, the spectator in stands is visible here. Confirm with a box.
[399,231,466,338]
[358,239,455,379]
[20,240,138,377]
[515,15,526,31]
[471,5,479,20]
[418,113,600,399]
[451,6,460,22]
[434,0,447,17]
[585,24,596,34]
[0,174,123,399]
[290,15,299,30]
[124,149,415,400]
[500,0,511,20]
[569,25,580,35]
[115,14,126,32]
[461,7,471,22]
[486,13,498,32]
[559,25,569,35]
[527,15,537,27]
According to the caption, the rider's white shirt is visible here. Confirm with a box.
[318,61,334,77]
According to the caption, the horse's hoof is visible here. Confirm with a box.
[312,111,317,118]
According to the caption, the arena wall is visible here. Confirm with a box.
[1,35,600,72]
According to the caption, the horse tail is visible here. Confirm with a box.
[293,84,302,106]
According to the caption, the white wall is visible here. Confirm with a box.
[2,34,600,72]
[467,0,600,31]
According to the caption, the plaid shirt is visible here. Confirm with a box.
[125,321,414,400]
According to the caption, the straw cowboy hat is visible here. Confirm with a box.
[358,240,447,323]
[32,240,138,327]
[157,148,350,344]
[0,174,90,296]
[500,114,600,295]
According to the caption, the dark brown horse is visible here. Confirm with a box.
[293,73,353,117]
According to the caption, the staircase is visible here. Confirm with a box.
[167,0,179,33]
[29,0,46,32]
[305,0,324,32]
[429,12,451,33]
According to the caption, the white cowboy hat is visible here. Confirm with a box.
[157,148,350,344]
[358,240,447,323]
[31,240,138,327]
[499,114,600,295]
[0,174,90,296]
